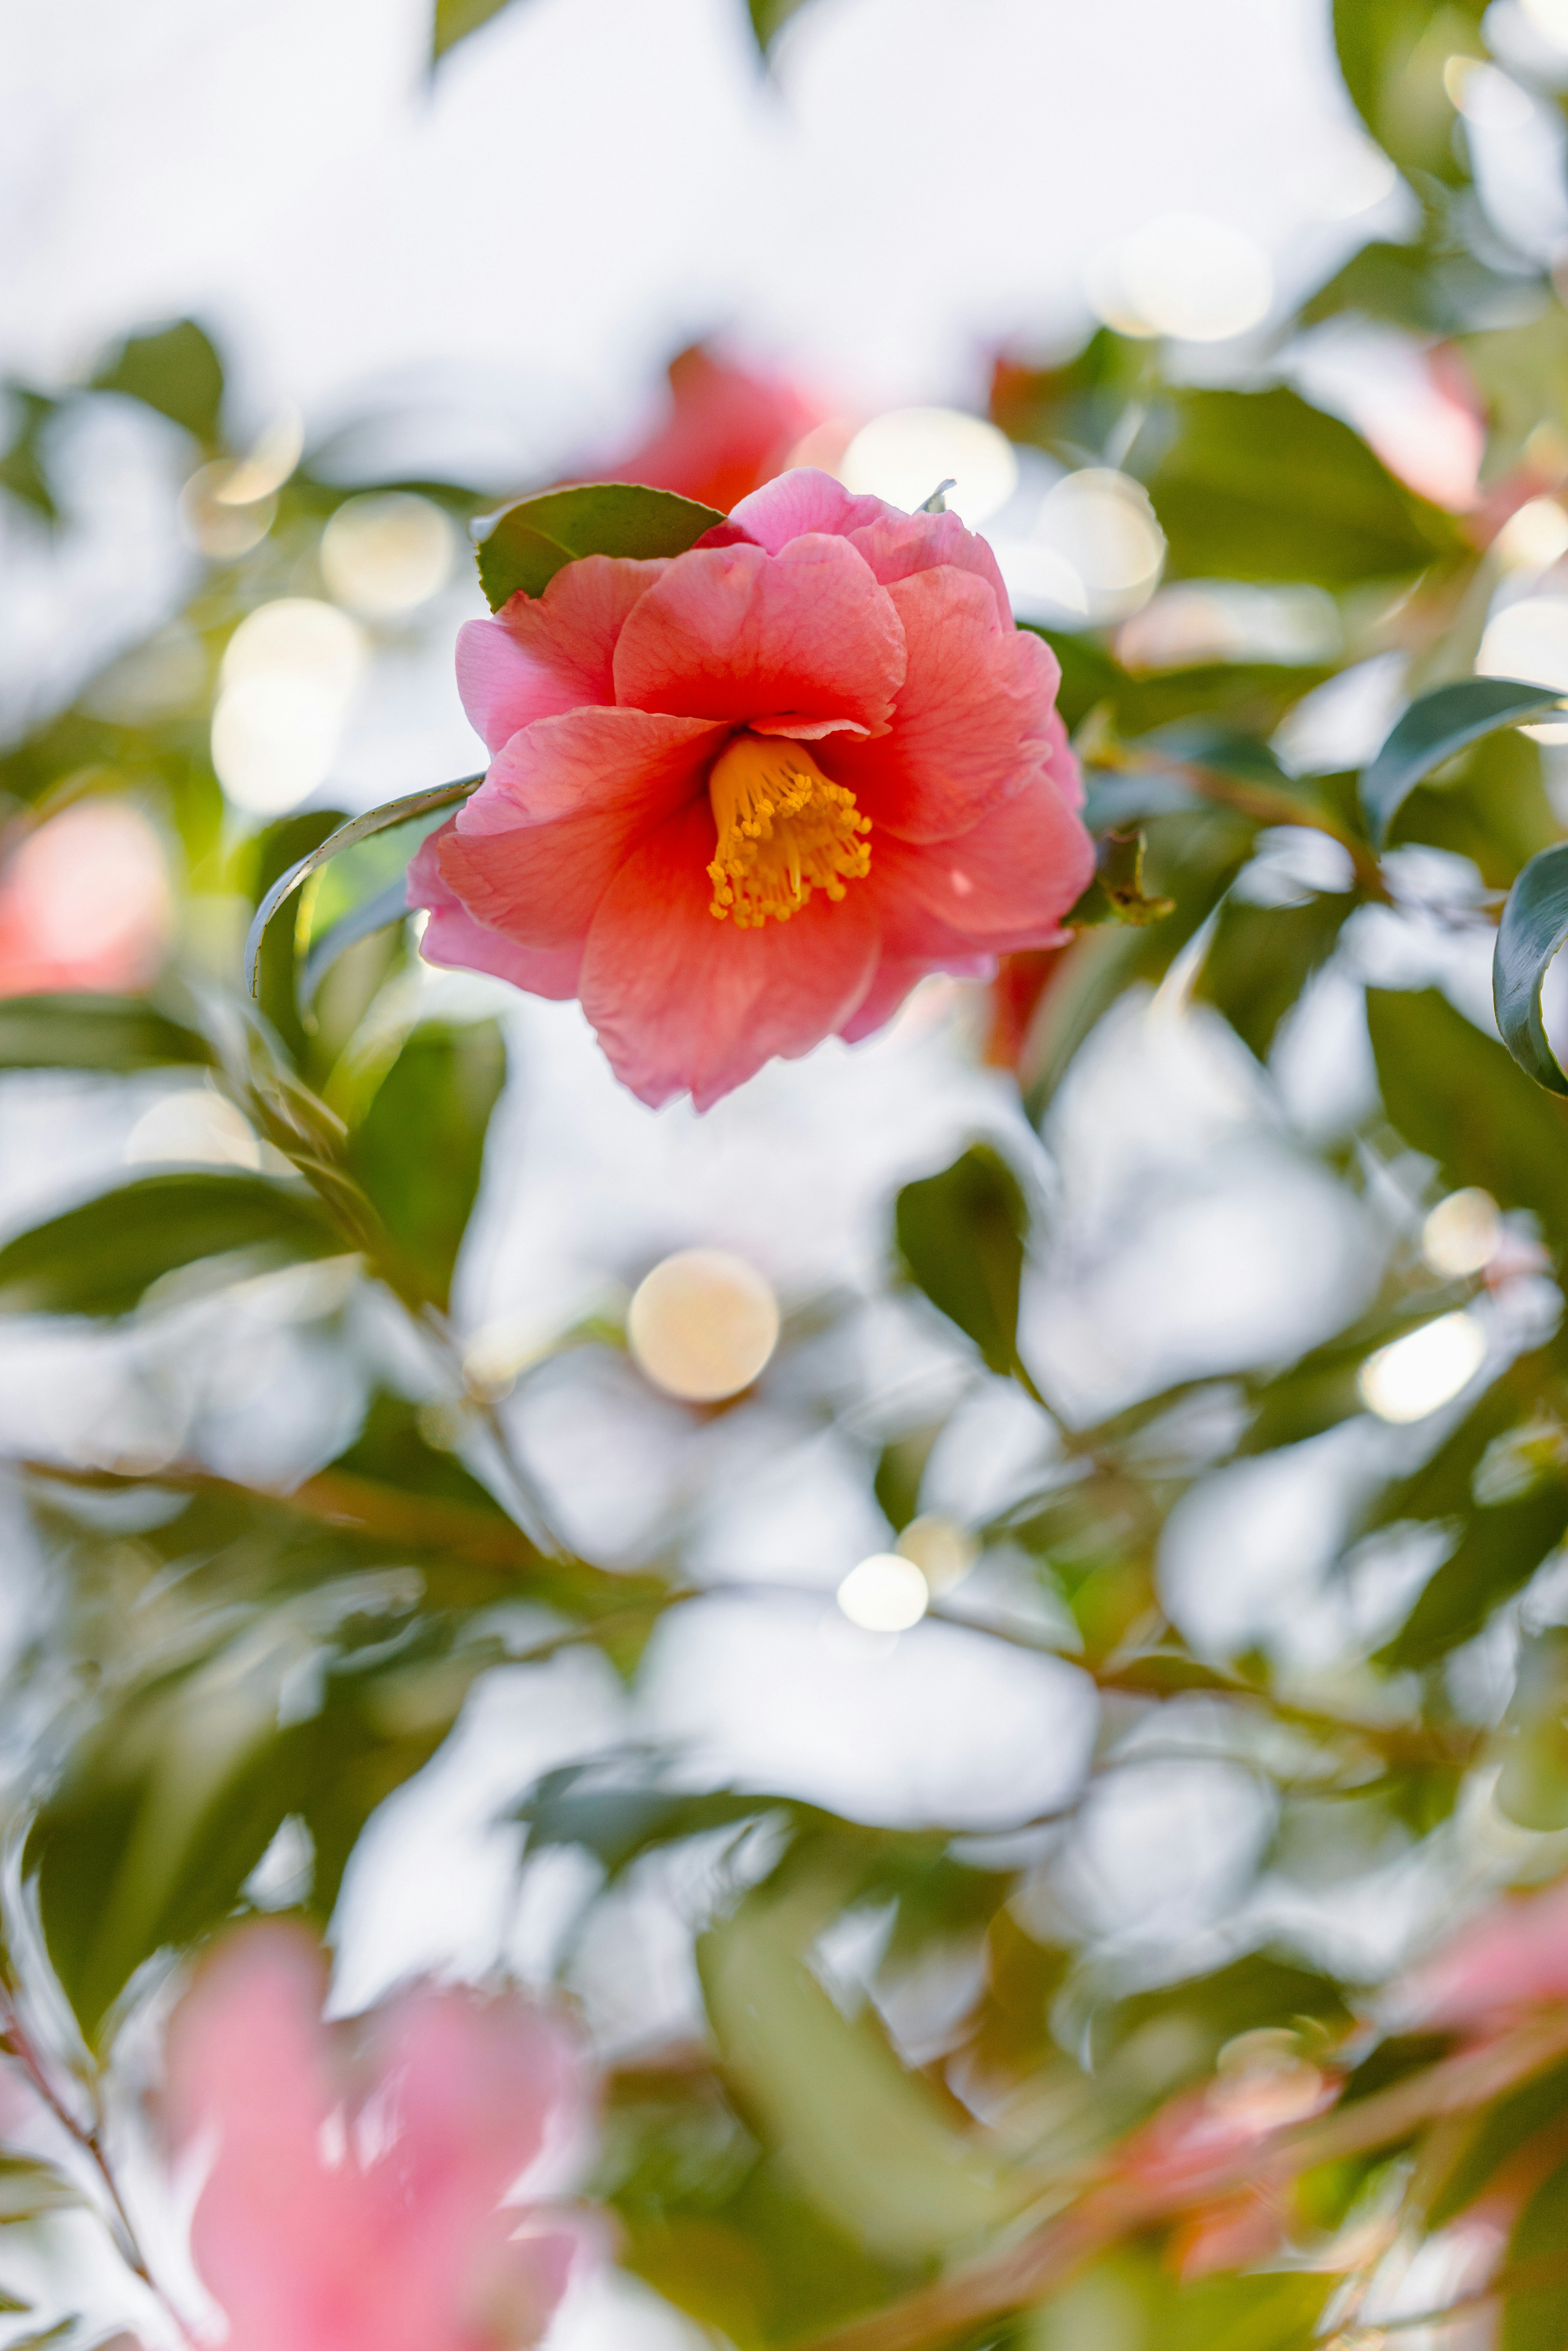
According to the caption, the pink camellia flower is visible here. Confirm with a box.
[165,1923,593,2351]
[598,343,828,516]
[1398,1874,1568,2030]
[0,802,172,997]
[411,466,1093,1108]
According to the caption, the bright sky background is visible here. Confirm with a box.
[6,0,1390,471]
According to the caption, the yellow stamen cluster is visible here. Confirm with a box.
[706,733,871,929]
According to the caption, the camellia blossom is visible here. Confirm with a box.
[165,1922,592,2351]
[1398,1873,1568,2030]
[598,343,827,515]
[0,801,171,997]
[411,466,1094,1108]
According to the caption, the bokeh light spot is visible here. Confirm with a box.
[840,409,1018,527]
[895,1514,976,1594]
[836,1553,930,1632]
[627,1248,780,1402]
[1359,1312,1487,1424]
[1477,595,1568,740]
[321,493,457,617]
[1494,497,1568,573]
[1422,1189,1502,1279]
[211,598,367,815]
[1087,214,1273,343]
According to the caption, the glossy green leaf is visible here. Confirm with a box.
[0,1172,343,1319]
[895,1144,1028,1379]
[1365,988,1568,1255]
[91,318,225,446]
[347,1019,506,1310]
[1143,387,1459,587]
[1361,679,1564,849]
[1496,841,1568,1096]
[245,776,483,1010]
[0,994,214,1073]
[432,0,518,62]
[473,483,724,611]
[1197,891,1356,1061]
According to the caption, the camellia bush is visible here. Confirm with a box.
[14,1,1568,2346]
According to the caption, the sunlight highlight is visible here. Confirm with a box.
[1359,1313,1487,1424]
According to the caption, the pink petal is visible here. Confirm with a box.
[869,768,1096,958]
[611,537,905,738]
[578,800,880,1108]
[713,466,897,553]
[456,557,666,754]
[837,951,993,1045]
[827,569,1063,844]
[846,506,1015,632]
[434,711,724,952]
[409,831,584,998]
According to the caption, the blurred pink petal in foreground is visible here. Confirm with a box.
[0,802,172,996]
[414,467,1093,1108]
[599,343,837,515]
[166,1923,594,2351]
[1400,1874,1568,2029]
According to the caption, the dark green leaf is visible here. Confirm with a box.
[1361,679,1564,849]
[895,1145,1028,1379]
[91,319,225,447]
[1197,891,1356,1060]
[0,1172,343,1319]
[1301,238,1540,337]
[516,1769,776,1879]
[1143,387,1460,587]
[1377,1485,1568,1669]
[347,1020,506,1310]
[432,0,518,62]
[1165,2269,1334,2351]
[0,995,214,1074]
[1496,841,1568,1096]
[0,390,59,522]
[245,777,483,1009]
[1365,988,1568,1255]
[1428,2059,1568,2225]
[473,484,725,612]
[1496,1629,1568,1830]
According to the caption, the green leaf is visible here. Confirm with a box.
[347,1020,506,1310]
[516,1768,777,1879]
[1143,387,1460,587]
[432,0,517,62]
[245,776,483,1010]
[473,483,725,612]
[0,1172,343,1319]
[1197,891,1356,1061]
[1365,988,1568,1255]
[1496,1629,1568,1829]
[1361,679,1564,849]
[1504,2151,1568,2351]
[0,2157,79,2222]
[1166,2271,1334,2351]
[1066,831,1175,929]
[0,390,59,522]
[699,1887,1025,2260]
[1496,841,1568,1096]
[91,318,225,447]
[749,0,813,52]
[0,994,214,1073]
[1377,1486,1568,1669]
[1333,0,1487,185]
[895,1144,1028,1380]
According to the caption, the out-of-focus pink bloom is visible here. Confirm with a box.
[1399,1875,1568,2030]
[165,1923,593,2351]
[412,467,1092,1108]
[598,345,829,516]
[1120,2058,1335,2207]
[0,802,172,997]
[1357,344,1486,513]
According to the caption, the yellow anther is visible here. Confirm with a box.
[706,733,871,929]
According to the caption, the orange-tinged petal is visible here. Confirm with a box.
[611,535,905,737]
[870,769,1096,958]
[409,831,584,996]
[456,556,666,753]
[579,800,880,1108]
[828,569,1060,844]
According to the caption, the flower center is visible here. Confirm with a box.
[706,734,871,929]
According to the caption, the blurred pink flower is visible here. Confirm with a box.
[165,1923,593,2351]
[0,801,172,997]
[598,344,831,516]
[412,467,1092,1108]
[1400,1875,1568,2029]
